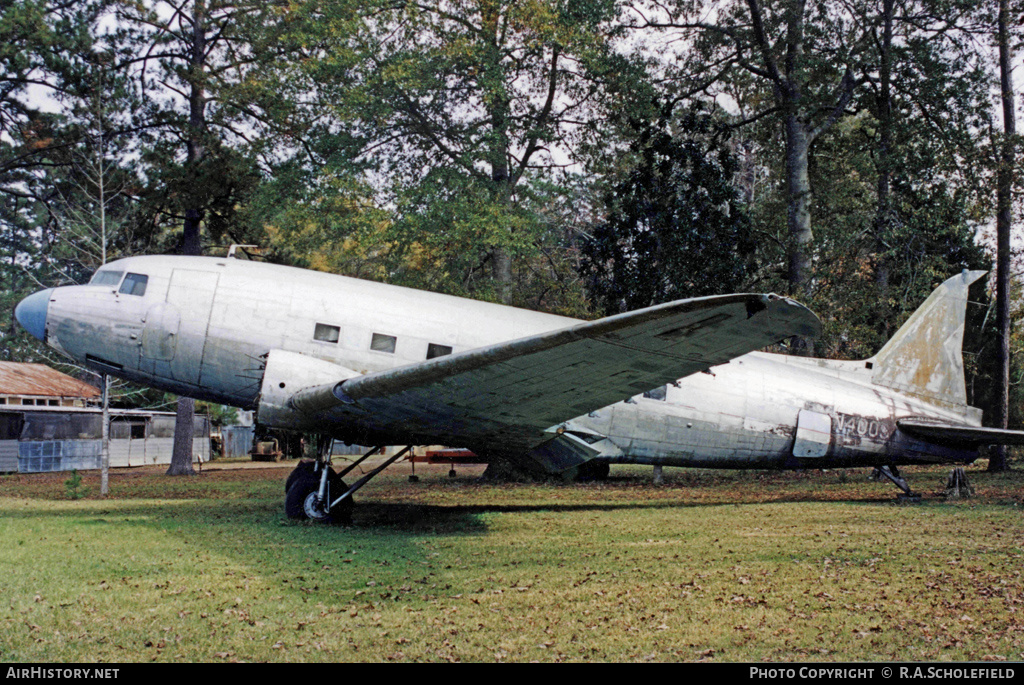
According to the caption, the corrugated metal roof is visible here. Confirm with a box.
[0,362,100,399]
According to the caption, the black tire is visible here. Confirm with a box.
[284,466,353,525]
[284,459,317,494]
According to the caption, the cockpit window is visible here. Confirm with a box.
[119,273,148,296]
[90,270,124,287]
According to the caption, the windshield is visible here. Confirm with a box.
[119,273,148,296]
[90,270,124,287]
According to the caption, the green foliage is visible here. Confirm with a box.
[0,0,1014,426]
[110,0,287,254]
[0,0,110,359]
[579,103,755,314]
[797,114,991,361]
[252,0,650,311]
[63,470,89,500]
[195,401,240,428]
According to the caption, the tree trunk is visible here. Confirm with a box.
[990,0,1015,472]
[168,0,207,477]
[785,114,813,301]
[873,0,894,337]
[482,6,514,304]
[168,396,197,475]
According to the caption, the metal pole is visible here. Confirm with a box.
[100,374,109,496]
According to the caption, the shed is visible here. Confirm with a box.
[0,362,100,408]
[0,405,210,473]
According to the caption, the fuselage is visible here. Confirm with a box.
[22,255,981,470]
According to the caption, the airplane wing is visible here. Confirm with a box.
[897,419,1024,446]
[267,292,820,460]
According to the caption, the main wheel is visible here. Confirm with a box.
[284,460,316,494]
[284,466,353,525]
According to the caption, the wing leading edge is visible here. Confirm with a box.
[275,292,820,455]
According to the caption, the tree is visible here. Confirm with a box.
[989,0,1017,472]
[114,0,270,474]
[0,0,106,356]
[627,0,1004,366]
[0,0,103,201]
[259,0,651,309]
[38,49,144,494]
[859,0,991,332]
[579,102,755,314]
[627,0,870,305]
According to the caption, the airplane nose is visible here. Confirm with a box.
[14,288,53,342]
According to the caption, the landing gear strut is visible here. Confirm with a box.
[873,465,922,502]
[284,440,413,524]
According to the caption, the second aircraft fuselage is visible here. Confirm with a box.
[34,255,979,470]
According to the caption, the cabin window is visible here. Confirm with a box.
[370,333,397,354]
[427,343,452,359]
[313,323,340,343]
[150,416,176,438]
[643,385,667,401]
[119,273,148,296]
[90,270,123,287]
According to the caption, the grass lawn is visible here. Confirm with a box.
[1,459,1022,662]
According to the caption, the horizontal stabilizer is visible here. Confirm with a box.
[897,419,1024,446]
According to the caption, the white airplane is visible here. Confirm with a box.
[15,255,1023,522]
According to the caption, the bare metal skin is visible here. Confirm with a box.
[16,258,1018,488]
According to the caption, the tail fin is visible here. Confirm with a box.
[869,270,986,408]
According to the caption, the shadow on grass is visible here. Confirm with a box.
[348,492,904,531]
[0,476,921,527]
[0,488,881,540]
[4,464,1018,537]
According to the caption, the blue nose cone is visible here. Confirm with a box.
[14,288,53,342]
